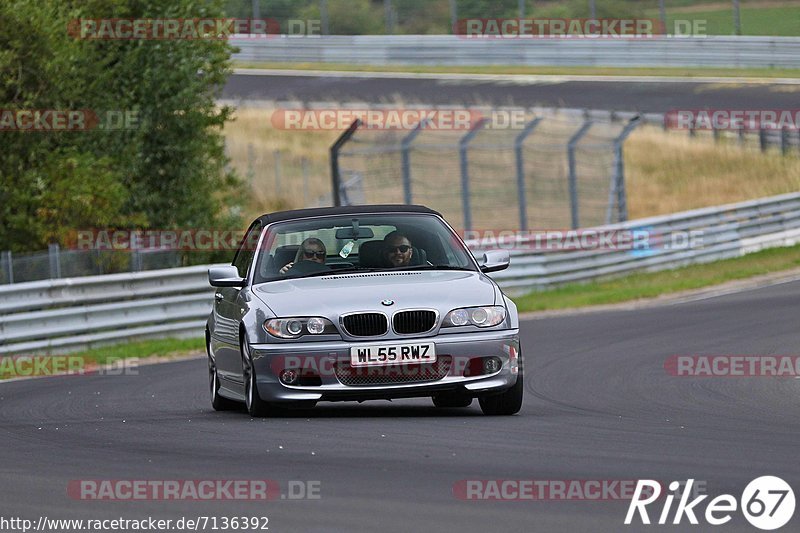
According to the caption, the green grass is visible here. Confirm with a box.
[513,243,800,313]
[234,61,800,79]
[0,337,204,380]
[654,6,800,37]
[72,337,204,366]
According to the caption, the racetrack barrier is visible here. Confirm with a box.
[2,192,800,354]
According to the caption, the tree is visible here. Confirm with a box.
[0,0,242,253]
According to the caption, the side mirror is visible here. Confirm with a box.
[479,250,510,273]
[209,265,246,288]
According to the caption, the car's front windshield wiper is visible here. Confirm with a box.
[394,264,474,272]
[298,267,386,278]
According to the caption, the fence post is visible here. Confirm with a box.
[301,157,310,207]
[759,128,767,152]
[781,128,789,156]
[330,119,361,207]
[274,150,282,195]
[567,120,593,229]
[131,250,142,272]
[384,0,394,34]
[400,119,429,204]
[514,117,543,231]
[2,250,12,284]
[607,117,641,224]
[458,118,488,232]
[320,0,329,35]
[48,243,62,279]
[449,0,457,33]
[247,143,255,185]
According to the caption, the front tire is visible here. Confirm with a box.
[479,371,523,416]
[241,336,283,417]
[208,353,238,411]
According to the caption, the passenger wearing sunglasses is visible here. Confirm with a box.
[383,231,414,267]
[279,238,327,274]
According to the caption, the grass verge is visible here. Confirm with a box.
[512,243,800,313]
[233,62,800,80]
[72,337,205,366]
[0,337,204,380]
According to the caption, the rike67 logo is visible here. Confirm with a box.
[625,477,795,530]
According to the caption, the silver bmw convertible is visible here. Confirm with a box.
[206,204,522,416]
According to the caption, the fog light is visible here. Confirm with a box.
[483,357,501,374]
[287,320,303,335]
[280,369,299,385]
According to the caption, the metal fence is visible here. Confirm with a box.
[0,265,216,355]
[225,1,790,39]
[3,192,799,355]
[231,35,800,69]
[0,245,185,286]
[331,108,640,231]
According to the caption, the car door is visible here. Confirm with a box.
[213,221,262,390]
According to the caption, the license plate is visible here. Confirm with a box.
[350,342,436,367]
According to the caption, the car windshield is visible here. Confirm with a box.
[252,213,476,283]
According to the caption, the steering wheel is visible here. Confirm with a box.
[281,260,331,277]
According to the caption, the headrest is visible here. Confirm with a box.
[272,245,299,273]
[358,240,386,267]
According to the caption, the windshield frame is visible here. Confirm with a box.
[250,212,480,284]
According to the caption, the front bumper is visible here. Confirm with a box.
[249,329,520,402]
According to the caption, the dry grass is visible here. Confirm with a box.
[224,107,800,225]
[625,126,800,219]
[224,108,338,219]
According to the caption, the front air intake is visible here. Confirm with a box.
[393,310,437,334]
[341,313,388,337]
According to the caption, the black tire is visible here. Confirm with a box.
[479,371,523,416]
[208,348,238,411]
[240,335,280,417]
[432,393,473,408]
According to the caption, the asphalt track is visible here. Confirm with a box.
[222,72,800,113]
[1,280,799,532]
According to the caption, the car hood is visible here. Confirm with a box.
[253,270,497,318]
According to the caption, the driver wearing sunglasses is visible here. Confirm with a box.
[383,231,414,267]
[279,237,326,274]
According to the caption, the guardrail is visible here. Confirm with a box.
[0,265,217,355]
[2,192,799,355]
[481,192,800,294]
[231,35,800,69]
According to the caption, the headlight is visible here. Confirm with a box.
[264,317,336,338]
[442,306,505,328]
